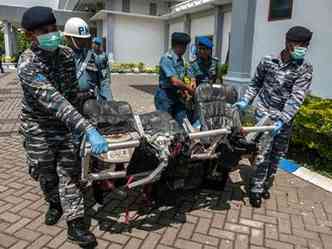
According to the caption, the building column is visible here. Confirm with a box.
[184,14,191,61]
[214,6,224,59]
[105,13,114,56]
[224,0,257,93]
[164,22,170,52]
[11,28,17,55]
[96,20,103,38]
[3,20,15,57]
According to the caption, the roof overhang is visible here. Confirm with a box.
[165,0,232,19]
[0,4,93,27]
[90,10,167,22]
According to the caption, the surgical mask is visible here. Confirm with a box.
[37,31,63,52]
[291,47,307,61]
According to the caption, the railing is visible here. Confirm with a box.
[171,0,214,13]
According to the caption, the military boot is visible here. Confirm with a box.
[262,189,271,200]
[67,218,97,248]
[249,192,262,208]
[45,202,63,225]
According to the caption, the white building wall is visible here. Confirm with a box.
[112,15,165,65]
[190,14,215,39]
[108,0,122,11]
[0,0,58,8]
[106,0,169,15]
[130,0,150,14]
[169,19,184,48]
[252,0,332,98]
[221,11,231,64]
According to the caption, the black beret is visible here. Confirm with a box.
[286,26,313,42]
[172,32,191,45]
[21,6,56,31]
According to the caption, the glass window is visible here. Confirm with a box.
[269,0,293,21]
[150,2,157,16]
[122,0,130,12]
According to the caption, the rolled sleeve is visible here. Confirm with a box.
[280,66,313,123]
[160,56,177,78]
[19,65,93,134]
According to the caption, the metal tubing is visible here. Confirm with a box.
[191,153,218,160]
[189,126,275,140]
[88,170,127,181]
[241,126,276,133]
[127,159,168,189]
[86,139,140,152]
[88,170,154,182]
[189,128,231,140]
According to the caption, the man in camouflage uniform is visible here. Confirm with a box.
[188,36,221,127]
[63,18,108,112]
[18,6,108,247]
[154,32,194,125]
[92,37,113,102]
[234,26,313,208]
[188,36,221,86]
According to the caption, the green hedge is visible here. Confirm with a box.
[240,95,332,176]
[111,63,159,74]
[289,96,332,173]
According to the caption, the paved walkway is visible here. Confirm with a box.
[0,72,332,249]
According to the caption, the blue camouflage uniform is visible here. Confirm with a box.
[17,45,93,221]
[154,50,188,125]
[188,56,220,85]
[93,51,113,102]
[74,49,101,108]
[242,53,313,194]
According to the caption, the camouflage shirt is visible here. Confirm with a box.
[17,45,93,136]
[188,56,220,85]
[243,53,313,124]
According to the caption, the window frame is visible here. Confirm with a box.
[149,2,157,16]
[122,0,130,12]
[268,0,293,22]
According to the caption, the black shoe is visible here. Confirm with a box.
[67,218,97,248]
[262,189,271,200]
[249,192,262,208]
[45,203,63,226]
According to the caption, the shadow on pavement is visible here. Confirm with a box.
[130,85,157,95]
[87,164,255,235]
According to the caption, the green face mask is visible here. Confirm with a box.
[37,31,63,52]
[291,46,307,61]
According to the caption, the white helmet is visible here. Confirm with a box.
[64,17,91,38]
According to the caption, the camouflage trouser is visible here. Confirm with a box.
[250,122,292,194]
[24,133,84,221]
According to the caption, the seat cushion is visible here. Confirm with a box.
[194,84,240,131]
[139,111,184,136]
[82,99,136,134]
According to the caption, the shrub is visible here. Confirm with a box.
[290,95,332,164]
[3,56,17,63]
[138,62,144,72]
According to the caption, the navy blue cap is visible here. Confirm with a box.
[171,32,191,45]
[286,26,313,42]
[197,36,213,49]
[21,6,56,31]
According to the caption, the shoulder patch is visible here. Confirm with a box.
[35,74,47,81]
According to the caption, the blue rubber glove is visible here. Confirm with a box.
[86,128,108,155]
[232,100,249,111]
[272,120,284,137]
